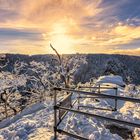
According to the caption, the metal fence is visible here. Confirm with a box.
[78,85,118,111]
[53,86,140,140]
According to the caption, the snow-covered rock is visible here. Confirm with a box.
[96,75,125,87]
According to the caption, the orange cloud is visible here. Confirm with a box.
[0,0,102,29]
[108,25,140,45]
[109,48,140,56]
[0,39,46,55]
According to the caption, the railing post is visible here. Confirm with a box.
[90,81,92,92]
[114,87,118,111]
[77,86,80,110]
[98,84,100,93]
[78,92,80,110]
[54,89,57,140]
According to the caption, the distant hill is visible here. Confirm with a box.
[1,53,140,85]
[82,54,140,85]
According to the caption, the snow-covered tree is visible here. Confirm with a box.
[26,60,57,99]
[24,45,87,100]
[50,44,87,88]
[0,60,27,117]
[103,58,132,82]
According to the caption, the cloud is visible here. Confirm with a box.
[0,39,46,55]
[109,48,140,56]
[0,28,42,41]
[0,27,46,54]
[0,0,140,55]
[0,0,103,28]
[100,25,140,46]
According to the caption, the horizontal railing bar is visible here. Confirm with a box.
[78,86,117,90]
[57,129,88,140]
[57,99,78,127]
[54,88,140,103]
[78,105,113,111]
[79,96,111,99]
[57,106,140,128]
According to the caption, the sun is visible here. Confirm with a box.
[46,22,76,54]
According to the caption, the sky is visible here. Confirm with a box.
[0,0,140,55]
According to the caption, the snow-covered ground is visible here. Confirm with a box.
[0,99,54,140]
[0,76,140,140]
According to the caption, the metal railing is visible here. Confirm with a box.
[53,87,140,140]
[78,85,118,111]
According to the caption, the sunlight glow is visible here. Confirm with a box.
[48,23,76,54]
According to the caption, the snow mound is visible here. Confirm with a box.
[0,103,46,129]
[0,100,54,140]
[96,75,125,87]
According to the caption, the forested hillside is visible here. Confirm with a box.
[1,53,140,85]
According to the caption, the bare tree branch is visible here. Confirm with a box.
[50,44,62,65]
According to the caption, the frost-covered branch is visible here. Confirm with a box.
[50,44,87,88]
[0,60,27,117]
